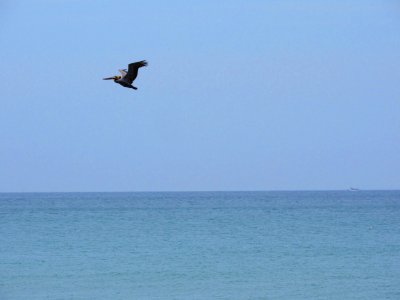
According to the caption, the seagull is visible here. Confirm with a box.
[103,60,148,90]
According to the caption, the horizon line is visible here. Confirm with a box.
[1,189,399,194]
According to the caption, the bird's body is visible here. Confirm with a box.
[103,60,147,90]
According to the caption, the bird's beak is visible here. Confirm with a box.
[103,76,115,80]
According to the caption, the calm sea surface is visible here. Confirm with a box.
[0,191,399,299]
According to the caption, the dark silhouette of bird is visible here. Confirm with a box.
[103,60,148,90]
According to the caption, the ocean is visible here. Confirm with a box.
[0,191,399,299]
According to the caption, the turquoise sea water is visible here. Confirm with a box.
[0,191,399,299]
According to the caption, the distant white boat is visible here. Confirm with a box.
[349,187,360,191]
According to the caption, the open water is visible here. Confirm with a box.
[0,191,399,299]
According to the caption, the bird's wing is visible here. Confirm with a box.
[124,60,148,84]
[118,69,128,77]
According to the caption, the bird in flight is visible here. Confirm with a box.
[103,60,148,90]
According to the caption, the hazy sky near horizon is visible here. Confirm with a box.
[0,1,399,192]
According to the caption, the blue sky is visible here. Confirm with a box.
[0,1,399,192]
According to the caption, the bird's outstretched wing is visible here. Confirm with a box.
[123,60,148,84]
